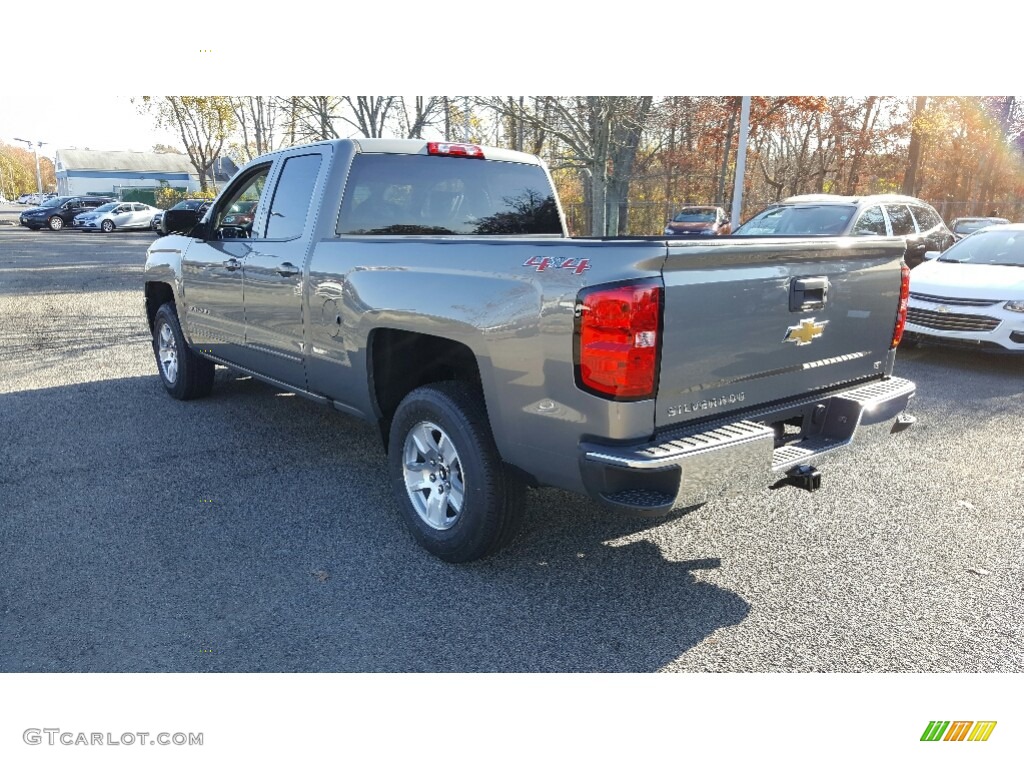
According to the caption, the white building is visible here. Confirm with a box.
[54,149,202,197]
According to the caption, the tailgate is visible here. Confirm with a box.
[656,237,906,429]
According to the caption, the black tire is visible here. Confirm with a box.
[101,219,115,233]
[48,216,64,231]
[152,302,215,400]
[387,381,525,563]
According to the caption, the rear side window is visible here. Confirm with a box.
[910,204,941,232]
[886,204,916,236]
[266,153,323,239]
[337,153,562,236]
[853,205,887,235]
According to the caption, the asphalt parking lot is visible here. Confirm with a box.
[0,223,1021,672]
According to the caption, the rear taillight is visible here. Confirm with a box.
[427,142,485,159]
[575,281,662,400]
[891,262,911,348]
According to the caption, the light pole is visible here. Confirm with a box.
[14,137,46,194]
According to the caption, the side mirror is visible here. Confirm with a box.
[189,221,209,240]
[923,250,940,261]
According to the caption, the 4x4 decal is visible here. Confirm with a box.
[524,256,590,274]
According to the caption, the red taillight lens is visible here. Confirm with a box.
[576,282,662,400]
[891,262,911,348]
[426,142,485,159]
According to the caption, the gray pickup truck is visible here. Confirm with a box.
[143,138,916,562]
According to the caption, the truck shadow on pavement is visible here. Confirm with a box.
[0,372,749,673]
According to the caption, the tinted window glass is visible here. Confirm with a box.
[265,153,322,239]
[734,204,856,235]
[910,204,941,232]
[337,154,562,236]
[886,204,916,236]
[853,205,887,235]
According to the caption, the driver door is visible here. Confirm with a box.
[180,163,272,366]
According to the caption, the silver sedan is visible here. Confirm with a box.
[74,202,162,233]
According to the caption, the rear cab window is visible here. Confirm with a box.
[336,153,562,236]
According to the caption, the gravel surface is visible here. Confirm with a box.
[1,225,1021,672]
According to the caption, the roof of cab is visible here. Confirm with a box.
[257,138,544,166]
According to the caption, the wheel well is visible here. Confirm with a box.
[369,329,482,449]
[145,282,175,332]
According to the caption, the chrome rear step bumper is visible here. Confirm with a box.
[580,376,916,515]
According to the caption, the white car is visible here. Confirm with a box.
[906,223,1024,352]
[73,202,161,233]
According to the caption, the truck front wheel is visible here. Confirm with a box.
[388,382,525,562]
[152,303,215,400]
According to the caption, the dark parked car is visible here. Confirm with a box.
[733,194,954,267]
[950,216,1010,241]
[221,199,258,229]
[159,198,213,235]
[663,205,731,236]
[19,195,115,231]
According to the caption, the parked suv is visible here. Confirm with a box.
[733,194,954,267]
[19,195,115,231]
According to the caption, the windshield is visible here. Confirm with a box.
[938,229,1024,266]
[94,203,119,213]
[953,218,1008,234]
[734,204,857,235]
[171,200,206,211]
[672,210,716,223]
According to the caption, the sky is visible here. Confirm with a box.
[1,96,180,159]
[2,2,1009,162]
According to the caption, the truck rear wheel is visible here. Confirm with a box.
[152,303,215,400]
[388,382,525,562]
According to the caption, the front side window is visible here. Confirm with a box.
[265,153,323,239]
[337,153,562,236]
[212,163,271,237]
[853,205,887,235]
[886,204,916,236]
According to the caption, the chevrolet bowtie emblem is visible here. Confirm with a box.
[784,318,827,346]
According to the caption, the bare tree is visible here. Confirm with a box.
[397,97,443,138]
[284,97,343,142]
[339,97,398,138]
[902,97,928,196]
[230,96,279,160]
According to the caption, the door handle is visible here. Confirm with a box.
[277,262,300,277]
[790,276,829,312]
[223,258,241,271]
